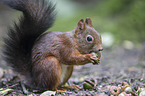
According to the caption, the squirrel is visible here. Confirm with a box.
[1,0,103,91]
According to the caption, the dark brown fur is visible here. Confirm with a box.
[31,18,103,90]
[2,0,103,90]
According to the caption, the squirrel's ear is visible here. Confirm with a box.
[77,19,86,30]
[85,17,92,27]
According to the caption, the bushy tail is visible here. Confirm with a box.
[1,0,55,75]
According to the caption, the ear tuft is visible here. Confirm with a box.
[77,19,86,30]
[85,17,93,27]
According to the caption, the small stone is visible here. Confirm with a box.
[40,90,56,96]
[79,77,84,81]
[118,92,127,96]
[139,91,145,96]
[94,93,108,96]
[124,87,132,94]
[138,88,145,95]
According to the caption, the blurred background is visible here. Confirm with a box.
[0,0,145,48]
[0,0,145,70]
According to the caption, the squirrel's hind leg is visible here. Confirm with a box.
[32,56,62,91]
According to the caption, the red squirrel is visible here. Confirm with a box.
[1,0,103,90]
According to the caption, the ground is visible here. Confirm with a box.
[0,45,145,96]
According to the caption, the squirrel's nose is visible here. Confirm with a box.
[90,48,103,53]
[91,45,103,53]
[98,48,103,52]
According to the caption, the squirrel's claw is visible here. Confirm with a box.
[90,56,100,65]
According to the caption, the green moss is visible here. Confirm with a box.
[49,0,145,44]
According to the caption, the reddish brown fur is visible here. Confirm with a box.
[31,18,103,90]
[32,56,61,90]
[1,0,104,91]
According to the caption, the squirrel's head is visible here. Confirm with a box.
[74,17,103,54]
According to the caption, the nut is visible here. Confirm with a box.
[139,91,145,96]
[124,87,132,94]
[91,52,97,57]
[138,88,145,95]
[83,82,93,90]
[109,86,120,95]
[118,92,127,96]
[121,82,130,92]
[91,52,100,65]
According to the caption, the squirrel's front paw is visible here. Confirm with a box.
[90,52,100,65]
[85,54,100,64]
[90,56,100,65]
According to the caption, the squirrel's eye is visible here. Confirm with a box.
[86,35,94,43]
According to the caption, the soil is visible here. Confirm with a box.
[0,45,145,96]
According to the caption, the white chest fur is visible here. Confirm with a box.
[60,64,73,85]
[60,64,68,84]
